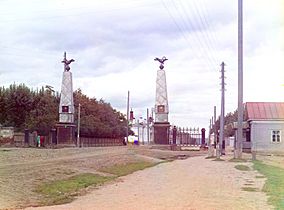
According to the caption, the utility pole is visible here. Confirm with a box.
[151,107,154,143]
[142,123,144,145]
[237,0,243,159]
[77,103,81,147]
[147,108,150,144]
[208,118,212,157]
[126,91,130,143]
[137,119,140,143]
[214,106,218,158]
[209,118,211,143]
[220,62,226,157]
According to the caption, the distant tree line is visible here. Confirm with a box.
[211,110,247,137]
[0,84,128,138]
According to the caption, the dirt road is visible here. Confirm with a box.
[26,155,272,210]
[0,146,205,209]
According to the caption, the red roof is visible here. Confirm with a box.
[246,102,284,121]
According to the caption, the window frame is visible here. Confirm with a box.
[271,130,281,143]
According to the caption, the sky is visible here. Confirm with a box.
[0,0,283,130]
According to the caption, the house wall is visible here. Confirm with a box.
[250,121,284,154]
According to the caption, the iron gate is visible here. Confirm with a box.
[169,126,202,146]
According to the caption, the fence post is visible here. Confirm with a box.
[24,129,29,146]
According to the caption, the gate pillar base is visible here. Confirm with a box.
[56,123,76,146]
[153,122,170,145]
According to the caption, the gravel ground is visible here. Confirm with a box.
[25,154,273,210]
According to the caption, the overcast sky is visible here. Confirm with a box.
[0,0,283,129]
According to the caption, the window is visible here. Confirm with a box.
[271,130,281,143]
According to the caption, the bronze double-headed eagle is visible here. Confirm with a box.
[154,56,168,70]
[62,52,75,71]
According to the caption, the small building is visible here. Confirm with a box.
[246,102,284,154]
[0,127,14,145]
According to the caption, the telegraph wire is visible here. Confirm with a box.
[190,0,220,63]
[161,0,212,68]
[162,0,215,69]
[193,0,222,58]
[167,0,217,68]
[176,0,219,65]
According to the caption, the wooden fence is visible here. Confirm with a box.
[80,137,125,147]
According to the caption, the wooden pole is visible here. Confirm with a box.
[126,91,130,143]
[237,0,243,158]
[219,62,225,157]
[77,103,81,147]
[147,108,150,144]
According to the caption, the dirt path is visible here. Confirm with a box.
[25,155,273,210]
[0,146,205,209]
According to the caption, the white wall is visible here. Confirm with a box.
[251,121,284,153]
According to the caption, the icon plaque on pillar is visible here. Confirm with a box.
[157,105,165,113]
[62,106,69,113]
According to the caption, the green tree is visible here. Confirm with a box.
[211,109,247,137]
[74,89,127,138]
[4,84,34,130]
[25,87,58,135]
[0,84,127,138]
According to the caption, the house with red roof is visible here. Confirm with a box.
[246,102,284,154]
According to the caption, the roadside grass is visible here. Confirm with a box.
[0,149,11,152]
[205,156,216,159]
[35,161,160,206]
[255,175,266,179]
[35,173,114,205]
[228,158,247,163]
[253,160,284,209]
[234,165,250,171]
[212,158,225,161]
[242,187,258,192]
[99,161,158,177]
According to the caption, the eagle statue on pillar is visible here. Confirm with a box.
[154,56,168,70]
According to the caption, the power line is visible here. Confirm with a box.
[162,0,217,69]
[172,0,216,67]
[161,1,200,61]
[196,0,222,49]
[191,0,220,63]
[176,0,219,65]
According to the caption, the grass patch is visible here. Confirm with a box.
[234,165,250,171]
[253,160,284,209]
[242,187,258,192]
[256,175,266,179]
[99,161,158,176]
[212,158,225,161]
[0,149,11,152]
[35,173,114,205]
[228,158,247,163]
[205,156,216,159]
[61,170,76,175]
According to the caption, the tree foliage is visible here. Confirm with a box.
[211,109,247,137]
[0,84,127,137]
[73,89,127,138]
